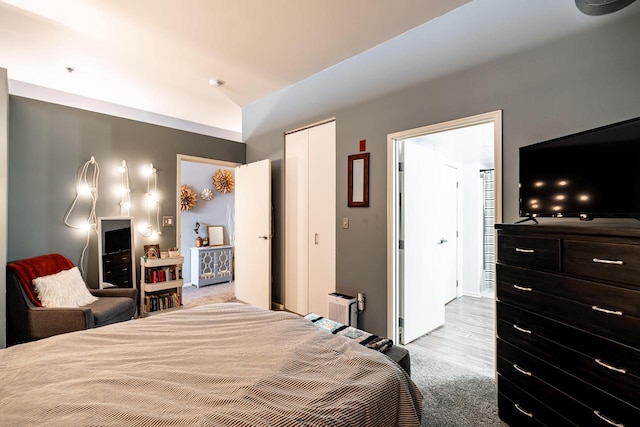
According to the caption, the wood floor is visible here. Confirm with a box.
[406,295,495,377]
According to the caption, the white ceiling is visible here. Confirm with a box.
[1,0,638,141]
[0,0,468,137]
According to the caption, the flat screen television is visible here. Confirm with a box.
[519,116,640,220]
[104,227,131,254]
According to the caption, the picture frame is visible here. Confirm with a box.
[348,152,369,207]
[207,225,224,246]
[144,244,160,259]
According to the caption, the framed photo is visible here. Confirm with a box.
[144,244,160,259]
[207,225,224,246]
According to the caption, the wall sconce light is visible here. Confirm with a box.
[139,163,162,240]
[63,156,100,277]
[118,160,131,216]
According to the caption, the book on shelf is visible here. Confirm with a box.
[144,291,181,313]
[145,265,181,284]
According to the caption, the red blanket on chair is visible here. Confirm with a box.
[7,254,75,307]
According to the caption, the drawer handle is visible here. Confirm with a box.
[594,410,625,427]
[514,403,534,418]
[592,305,623,316]
[593,258,624,266]
[595,358,627,375]
[515,248,535,254]
[513,284,533,292]
[513,364,533,377]
[513,324,532,334]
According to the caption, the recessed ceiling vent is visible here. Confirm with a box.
[575,0,637,15]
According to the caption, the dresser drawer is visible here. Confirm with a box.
[497,264,640,348]
[115,251,131,265]
[497,302,640,405]
[115,275,132,287]
[498,394,546,427]
[103,267,117,279]
[103,255,115,267]
[498,339,640,427]
[497,264,640,318]
[497,234,560,271]
[564,239,640,287]
[498,377,575,426]
[116,264,131,275]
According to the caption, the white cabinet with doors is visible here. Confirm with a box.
[284,121,336,318]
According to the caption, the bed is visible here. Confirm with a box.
[0,303,422,426]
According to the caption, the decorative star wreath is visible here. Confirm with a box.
[213,169,235,194]
[180,184,197,211]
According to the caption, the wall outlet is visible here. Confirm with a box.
[342,217,349,229]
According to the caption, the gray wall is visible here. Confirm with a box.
[243,12,640,336]
[1,68,8,348]
[8,96,245,288]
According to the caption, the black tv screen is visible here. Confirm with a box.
[519,116,640,219]
[104,227,131,254]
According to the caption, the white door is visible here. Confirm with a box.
[439,164,458,303]
[284,121,336,317]
[284,130,309,315]
[234,159,271,309]
[402,140,445,344]
[307,121,336,316]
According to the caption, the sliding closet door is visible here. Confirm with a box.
[284,129,309,315]
[307,121,336,316]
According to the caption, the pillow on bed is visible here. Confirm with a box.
[32,267,98,307]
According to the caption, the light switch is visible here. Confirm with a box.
[162,216,174,227]
[342,217,349,229]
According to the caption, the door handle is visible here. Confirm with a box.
[437,238,448,245]
[315,233,319,245]
[258,235,268,240]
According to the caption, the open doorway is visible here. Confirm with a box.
[387,111,502,356]
[176,155,240,286]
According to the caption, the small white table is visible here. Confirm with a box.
[190,246,234,288]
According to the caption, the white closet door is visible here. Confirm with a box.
[307,121,336,317]
[284,129,310,315]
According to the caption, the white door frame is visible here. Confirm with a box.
[175,154,241,281]
[386,110,503,342]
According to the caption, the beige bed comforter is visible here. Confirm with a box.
[0,303,422,426]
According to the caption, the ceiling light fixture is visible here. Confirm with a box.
[575,0,637,15]
[209,79,225,87]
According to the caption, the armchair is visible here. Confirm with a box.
[6,253,137,346]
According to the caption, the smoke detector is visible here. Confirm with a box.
[575,0,637,15]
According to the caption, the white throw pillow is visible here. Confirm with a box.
[33,267,99,307]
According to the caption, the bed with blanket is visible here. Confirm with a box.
[0,303,422,426]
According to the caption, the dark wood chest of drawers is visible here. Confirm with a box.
[496,224,640,427]
[102,250,133,287]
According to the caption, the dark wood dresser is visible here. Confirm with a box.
[496,224,640,426]
[102,250,133,287]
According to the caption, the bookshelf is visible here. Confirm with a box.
[140,256,184,316]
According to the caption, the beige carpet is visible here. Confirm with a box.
[181,281,237,308]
